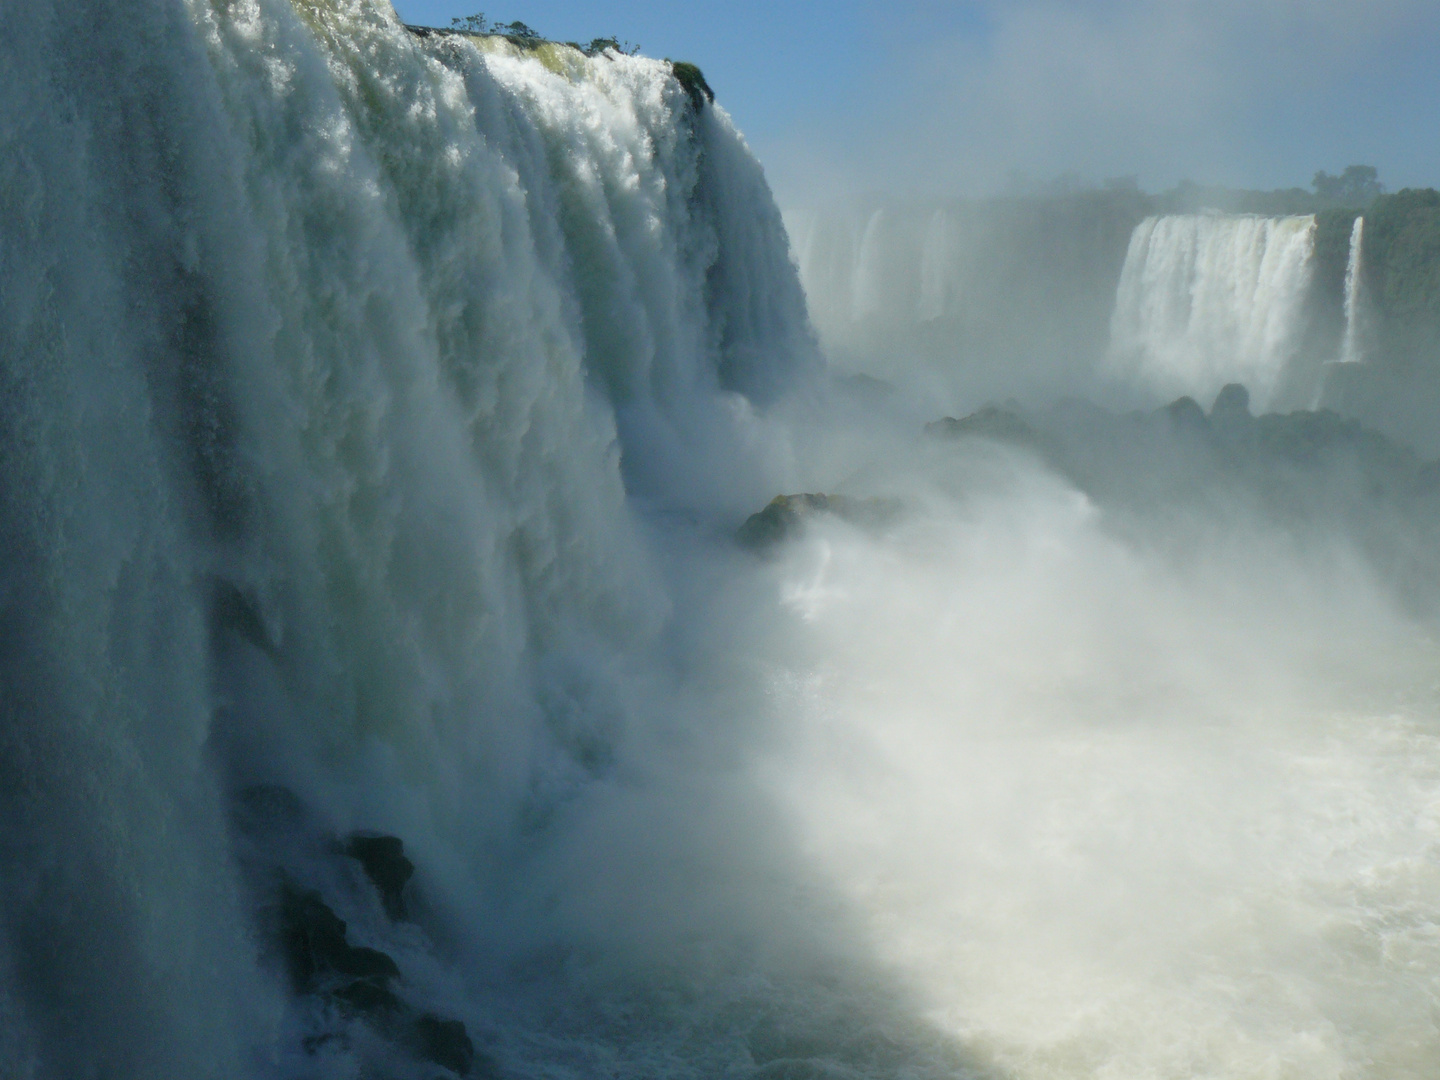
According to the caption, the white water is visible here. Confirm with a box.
[4,3,1440,1079]
[0,2,816,1074]
[1341,215,1369,364]
[1107,214,1318,409]
[761,484,1440,1080]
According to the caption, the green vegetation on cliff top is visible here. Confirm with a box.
[404,14,712,110]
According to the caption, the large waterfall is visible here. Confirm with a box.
[1106,214,1318,409]
[7,4,1440,1080]
[0,2,819,1075]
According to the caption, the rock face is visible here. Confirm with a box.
[924,388,1440,611]
[278,883,402,998]
[925,405,1039,445]
[1211,382,1251,419]
[344,833,415,922]
[737,493,902,550]
[233,786,488,1076]
[414,1013,478,1076]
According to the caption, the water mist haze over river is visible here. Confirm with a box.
[4,2,1440,1078]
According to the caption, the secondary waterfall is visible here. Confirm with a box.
[1341,215,1368,364]
[1106,214,1317,409]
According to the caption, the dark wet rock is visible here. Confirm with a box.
[669,60,714,109]
[333,977,403,1014]
[736,493,902,551]
[412,1013,479,1076]
[925,405,1038,445]
[345,833,415,922]
[1250,408,1398,469]
[1211,382,1251,418]
[1163,395,1208,431]
[279,882,400,992]
[231,788,489,1076]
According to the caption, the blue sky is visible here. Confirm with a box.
[390,0,1440,207]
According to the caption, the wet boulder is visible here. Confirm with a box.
[924,405,1037,445]
[737,494,902,551]
[412,1013,480,1076]
[1211,382,1251,419]
[344,833,415,921]
[278,882,400,993]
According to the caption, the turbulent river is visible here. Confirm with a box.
[2,2,1439,1078]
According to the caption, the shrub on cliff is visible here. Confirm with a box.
[668,61,714,109]
[1363,189,1440,342]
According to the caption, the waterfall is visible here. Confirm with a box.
[0,1,815,1074]
[1106,214,1317,409]
[1340,215,1368,364]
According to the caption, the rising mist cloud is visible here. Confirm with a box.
[761,0,1440,204]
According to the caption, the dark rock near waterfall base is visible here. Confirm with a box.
[926,390,1440,613]
[236,789,486,1075]
[279,883,401,992]
[413,1013,480,1076]
[332,977,403,1013]
[1211,382,1251,418]
[1163,395,1208,431]
[345,832,415,921]
[737,493,902,550]
[925,404,1038,445]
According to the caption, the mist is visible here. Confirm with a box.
[756,0,1440,204]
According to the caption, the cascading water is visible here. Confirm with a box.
[6,2,1440,1079]
[0,1,825,1075]
[1341,215,1369,364]
[1106,214,1318,409]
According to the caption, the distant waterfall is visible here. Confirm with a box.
[786,199,1137,404]
[1106,215,1317,409]
[1340,216,1368,364]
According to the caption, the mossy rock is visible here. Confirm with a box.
[669,61,714,110]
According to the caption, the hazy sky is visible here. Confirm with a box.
[391,0,1440,206]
